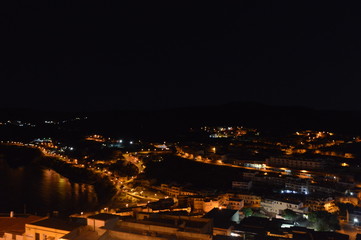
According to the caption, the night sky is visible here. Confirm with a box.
[2,2,361,111]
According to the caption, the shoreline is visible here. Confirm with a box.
[0,143,117,214]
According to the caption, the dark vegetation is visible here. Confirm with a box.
[108,161,138,177]
[0,145,117,205]
[0,145,42,167]
[308,211,340,231]
[37,156,116,204]
[145,154,245,190]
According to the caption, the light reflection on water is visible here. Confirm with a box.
[0,159,98,215]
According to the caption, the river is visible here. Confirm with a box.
[0,158,98,216]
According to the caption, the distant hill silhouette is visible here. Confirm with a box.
[0,102,361,140]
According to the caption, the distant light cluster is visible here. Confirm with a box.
[0,117,88,127]
[202,126,259,138]
[44,116,88,125]
[0,120,36,127]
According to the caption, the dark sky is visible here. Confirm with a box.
[1,2,361,111]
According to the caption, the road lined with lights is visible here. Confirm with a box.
[176,150,341,181]
[0,141,162,208]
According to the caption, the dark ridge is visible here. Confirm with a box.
[1,102,361,141]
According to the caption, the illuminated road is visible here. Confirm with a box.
[1,141,161,208]
[338,220,358,240]
[176,151,340,181]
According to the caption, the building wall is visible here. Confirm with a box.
[115,221,212,240]
[24,224,70,240]
[203,200,219,213]
[236,194,261,207]
[261,199,304,215]
[285,182,309,194]
[87,219,106,230]
[108,230,168,240]
[232,181,252,190]
[108,229,212,240]
[266,157,325,170]
[349,213,361,225]
[2,233,23,240]
[227,199,244,211]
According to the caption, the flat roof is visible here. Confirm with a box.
[28,218,83,231]
[87,213,119,221]
[262,197,302,205]
[203,208,238,229]
[0,215,43,235]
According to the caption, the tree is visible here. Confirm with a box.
[242,207,253,217]
[336,202,355,218]
[283,209,299,221]
[308,211,340,231]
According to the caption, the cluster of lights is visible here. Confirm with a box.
[44,117,87,125]
[1,120,36,127]
[203,126,259,138]
[281,189,309,195]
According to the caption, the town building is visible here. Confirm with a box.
[305,196,335,212]
[285,180,309,194]
[203,199,220,213]
[24,217,84,240]
[101,213,213,240]
[261,197,308,216]
[348,207,361,226]
[232,181,252,190]
[87,213,119,231]
[0,214,43,240]
[203,208,240,236]
[226,198,244,211]
[235,193,261,207]
[266,157,326,170]
[160,184,198,197]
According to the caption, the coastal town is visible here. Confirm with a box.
[3,0,361,239]
[0,118,361,240]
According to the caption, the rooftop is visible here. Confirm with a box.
[108,215,211,234]
[0,215,43,235]
[87,213,119,221]
[203,208,238,229]
[27,218,84,231]
[262,196,302,205]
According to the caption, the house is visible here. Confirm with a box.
[266,157,326,170]
[188,195,205,213]
[86,213,119,231]
[305,196,334,212]
[261,197,307,216]
[285,180,309,194]
[0,214,43,240]
[232,181,252,190]
[101,213,213,240]
[24,217,84,240]
[227,198,244,211]
[348,207,361,226]
[235,193,261,207]
[203,199,220,213]
[203,208,239,236]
